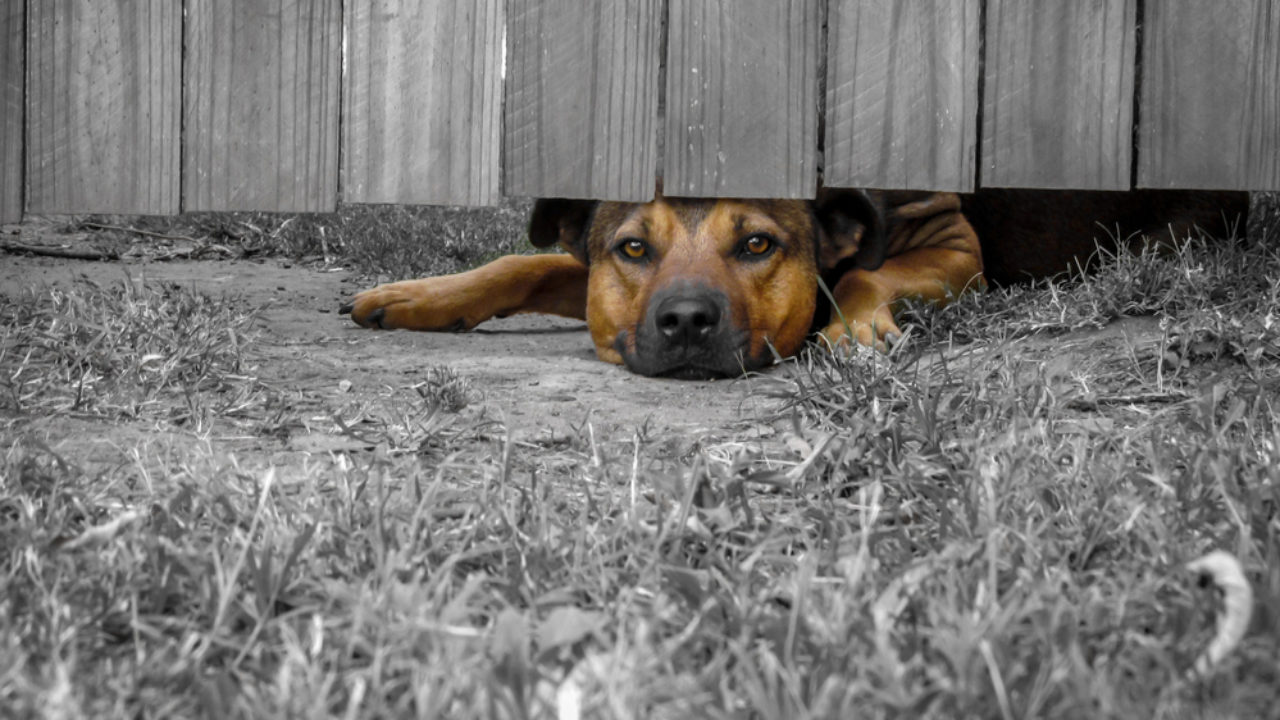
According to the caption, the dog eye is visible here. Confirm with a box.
[740,233,775,258]
[617,238,648,261]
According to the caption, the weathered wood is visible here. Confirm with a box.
[1139,1,1280,190]
[664,0,820,198]
[505,0,661,201]
[26,0,179,215]
[344,0,503,206]
[0,0,21,223]
[981,0,1136,189]
[184,0,340,212]
[825,0,980,192]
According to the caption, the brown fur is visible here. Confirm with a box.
[340,189,1248,378]
[581,198,824,373]
[825,191,985,348]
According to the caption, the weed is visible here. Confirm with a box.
[331,371,481,454]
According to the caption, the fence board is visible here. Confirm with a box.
[184,0,340,212]
[26,0,179,215]
[1,0,20,223]
[982,0,1135,189]
[1139,1,1280,190]
[825,0,979,192]
[344,0,502,206]
[664,0,820,198]
[505,0,660,201]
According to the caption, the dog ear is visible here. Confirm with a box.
[529,199,597,265]
[814,189,887,271]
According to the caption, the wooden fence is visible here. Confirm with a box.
[1,0,1278,224]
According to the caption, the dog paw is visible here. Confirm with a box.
[339,279,472,331]
[821,307,901,353]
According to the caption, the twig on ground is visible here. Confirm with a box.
[1066,392,1189,411]
[142,244,237,261]
[0,239,119,261]
[79,221,198,243]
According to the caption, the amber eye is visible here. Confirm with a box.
[741,233,775,258]
[618,238,648,261]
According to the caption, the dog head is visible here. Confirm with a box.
[529,190,885,378]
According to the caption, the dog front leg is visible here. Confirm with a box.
[822,246,985,350]
[341,254,588,330]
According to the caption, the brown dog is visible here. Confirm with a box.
[340,190,983,377]
[340,189,1247,378]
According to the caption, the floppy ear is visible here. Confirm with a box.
[814,188,887,271]
[529,199,597,265]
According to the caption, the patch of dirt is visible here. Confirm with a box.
[1,225,787,466]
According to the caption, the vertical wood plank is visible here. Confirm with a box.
[26,0,179,215]
[1,0,21,223]
[504,0,661,201]
[825,0,980,192]
[981,0,1136,189]
[664,0,820,198]
[345,1,502,206]
[1139,1,1280,190]
[184,0,340,212]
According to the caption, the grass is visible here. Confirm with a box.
[2,203,1279,718]
[0,277,267,425]
[50,198,533,280]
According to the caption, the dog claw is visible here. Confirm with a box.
[367,308,386,328]
[338,302,353,315]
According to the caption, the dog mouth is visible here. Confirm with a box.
[614,329,768,379]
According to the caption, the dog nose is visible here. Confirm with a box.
[655,295,722,345]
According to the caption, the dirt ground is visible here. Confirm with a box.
[1,223,788,466]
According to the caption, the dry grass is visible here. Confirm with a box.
[0,277,267,425]
[53,198,533,280]
[1,208,1278,718]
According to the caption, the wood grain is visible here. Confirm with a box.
[663,0,820,198]
[825,0,980,192]
[184,0,340,212]
[26,0,179,215]
[1139,1,1280,190]
[981,0,1136,189]
[504,0,661,201]
[1,0,21,223]
[344,0,503,206]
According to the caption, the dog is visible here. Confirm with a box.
[339,189,1248,379]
